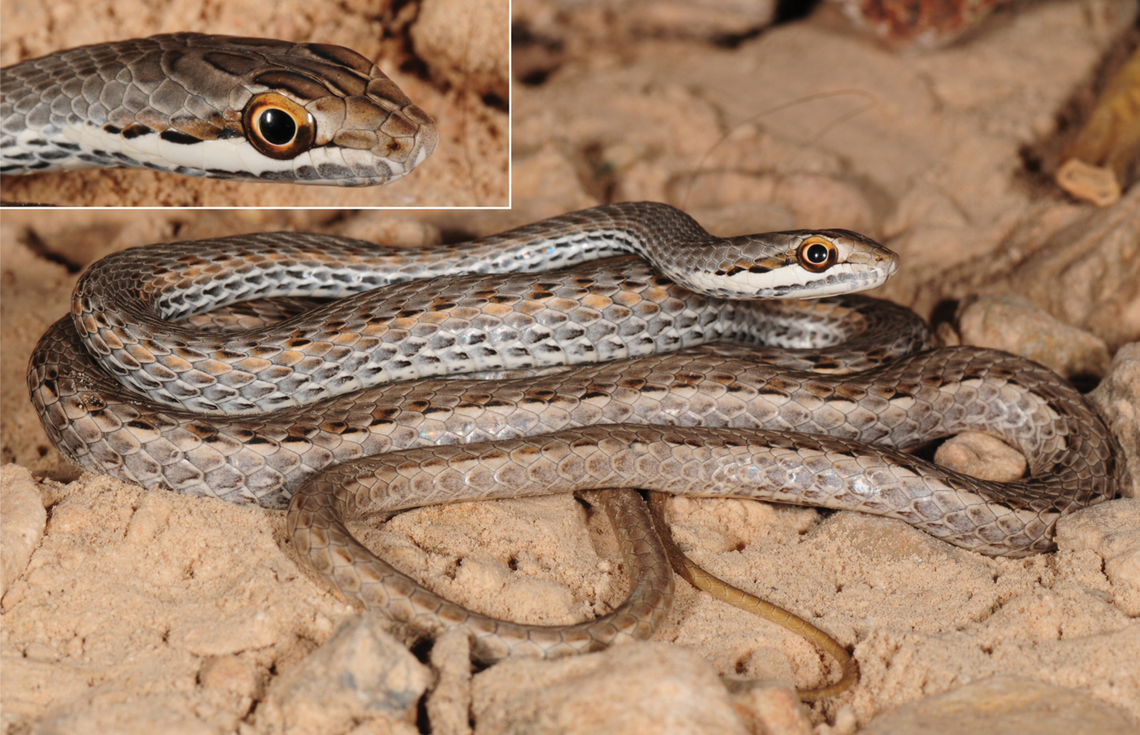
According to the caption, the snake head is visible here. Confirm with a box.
[676,228,899,300]
[225,37,439,186]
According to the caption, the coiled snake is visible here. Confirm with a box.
[27,203,1120,697]
[1,33,437,185]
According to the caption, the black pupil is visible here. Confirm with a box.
[805,243,830,264]
[258,109,297,146]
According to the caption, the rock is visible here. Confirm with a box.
[1001,190,1140,350]
[0,465,47,602]
[860,675,1137,735]
[723,678,813,735]
[255,614,430,735]
[198,655,258,699]
[915,187,1140,353]
[955,294,1112,381]
[472,642,748,734]
[934,431,1027,483]
[1088,342,1140,498]
[426,630,474,735]
[1055,498,1140,617]
[413,0,509,102]
[197,654,259,723]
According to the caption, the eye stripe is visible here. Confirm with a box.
[160,130,201,145]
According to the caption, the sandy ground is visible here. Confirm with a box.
[0,0,510,207]
[3,1,1140,734]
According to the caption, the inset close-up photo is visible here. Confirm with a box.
[2,1,1139,735]
[1,0,509,207]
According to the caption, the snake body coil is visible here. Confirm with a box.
[28,202,1120,664]
[1,33,437,185]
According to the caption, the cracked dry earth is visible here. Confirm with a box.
[3,1,1140,734]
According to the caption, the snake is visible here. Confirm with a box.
[27,202,1120,693]
[1,33,437,185]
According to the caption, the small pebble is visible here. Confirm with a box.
[726,678,812,735]
[256,614,430,735]
[934,432,1026,482]
[199,655,257,698]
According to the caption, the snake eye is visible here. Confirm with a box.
[796,237,838,273]
[242,93,315,160]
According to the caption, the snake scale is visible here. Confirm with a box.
[28,203,1120,681]
[1,33,437,185]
